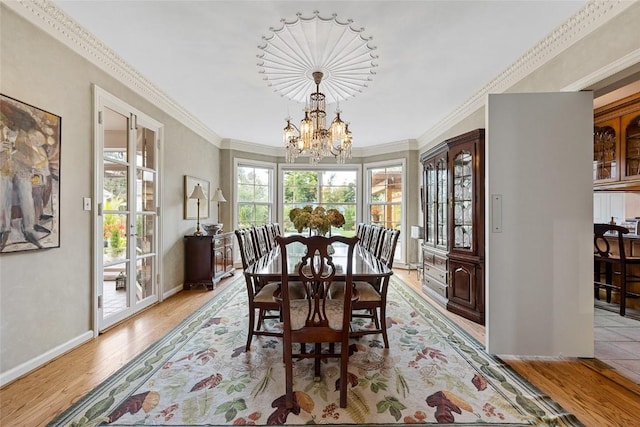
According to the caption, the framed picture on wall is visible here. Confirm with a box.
[184,175,210,220]
[1,94,61,254]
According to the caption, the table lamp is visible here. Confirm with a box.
[212,188,227,228]
[189,183,207,236]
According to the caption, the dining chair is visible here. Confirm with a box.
[251,226,270,257]
[275,234,359,409]
[264,223,276,250]
[332,228,400,348]
[367,225,383,256]
[360,224,373,251]
[236,228,306,351]
[594,223,640,316]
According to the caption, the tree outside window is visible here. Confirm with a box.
[237,165,273,229]
[282,170,357,236]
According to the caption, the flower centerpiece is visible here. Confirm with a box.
[289,206,345,236]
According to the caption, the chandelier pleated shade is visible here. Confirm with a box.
[257,11,378,104]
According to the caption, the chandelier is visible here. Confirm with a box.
[283,71,352,164]
[257,11,377,164]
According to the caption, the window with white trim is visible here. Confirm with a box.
[281,169,358,236]
[366,162,404,261]
[236,163,274,228]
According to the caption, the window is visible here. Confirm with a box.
[366,162,404,260]
[281,169,358,236]
[236,163,274,228]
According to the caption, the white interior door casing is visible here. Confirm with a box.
[93,85,163,334]
[486,92,594,357]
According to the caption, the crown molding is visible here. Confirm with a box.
[3,0,222,146]
[5,0,631,153]
[417,0,634,149]
[563,48,640,92]
[220,138,418,158]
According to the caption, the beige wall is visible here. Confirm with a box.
[0,6,220,379]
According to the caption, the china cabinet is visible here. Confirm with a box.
[594,92,640,188]
[184,232,234,290]
[420,145,449,306]
[420,129,485,324]
[447,129,485,324]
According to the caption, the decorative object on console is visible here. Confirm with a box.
[257,11,378,164]
[188,184,207,236]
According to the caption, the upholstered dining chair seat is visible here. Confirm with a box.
[330,281,380,302]
[254,282,306,303]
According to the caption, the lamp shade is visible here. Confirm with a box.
[410,225,424,239]
[188,184,207,200]
[212,188,227,203]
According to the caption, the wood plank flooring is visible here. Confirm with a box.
[1,270,639,426]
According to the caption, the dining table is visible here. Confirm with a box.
[244,242,393,285]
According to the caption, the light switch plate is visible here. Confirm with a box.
[83,197,92,211]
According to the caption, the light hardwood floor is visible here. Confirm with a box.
[1,270,639,426]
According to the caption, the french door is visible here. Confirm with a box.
[94,86,163,332]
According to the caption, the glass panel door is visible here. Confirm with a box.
[436,157,448,249]
[452,151,473,251]
[102,107,130,322]
[96,89,161,332]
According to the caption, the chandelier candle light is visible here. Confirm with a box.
[283,71,352,164]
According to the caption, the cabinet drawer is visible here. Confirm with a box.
[433,253,447,269]
[424,275,448,299]
[423,252,435,266]
[424,264,447,283]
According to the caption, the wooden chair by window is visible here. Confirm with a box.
[333,228,400,348]
[360,224,373,249]
[236,228,305,351]
[367,225,383,256]
[264,223,276,250]
[594,223,640,316]
[356,223,365,240]
[252,225,270,257]
[275,234,359,409]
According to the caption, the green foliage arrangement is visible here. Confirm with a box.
[289,206,345,236]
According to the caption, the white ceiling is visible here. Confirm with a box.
[53,0,588,148]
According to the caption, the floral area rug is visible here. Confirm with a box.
[50,275,583,426]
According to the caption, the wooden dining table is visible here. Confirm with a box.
[244,243,393,284]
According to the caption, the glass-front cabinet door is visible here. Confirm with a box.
[451,150,473,252]
[435,156,448,249]
[593,118,619,183]
[422,151,447,249]
[622,113,640,180]
[424,163,435,245]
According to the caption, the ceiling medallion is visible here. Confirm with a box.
[257,11,378,104]
[258,11,377,163]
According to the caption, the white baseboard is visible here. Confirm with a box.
[0,330,94,387]
[163,283,183,300]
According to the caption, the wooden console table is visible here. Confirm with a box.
[184,232,235,290]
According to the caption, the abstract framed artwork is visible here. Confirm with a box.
[1,94,61,253]
[183,175,210,220]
